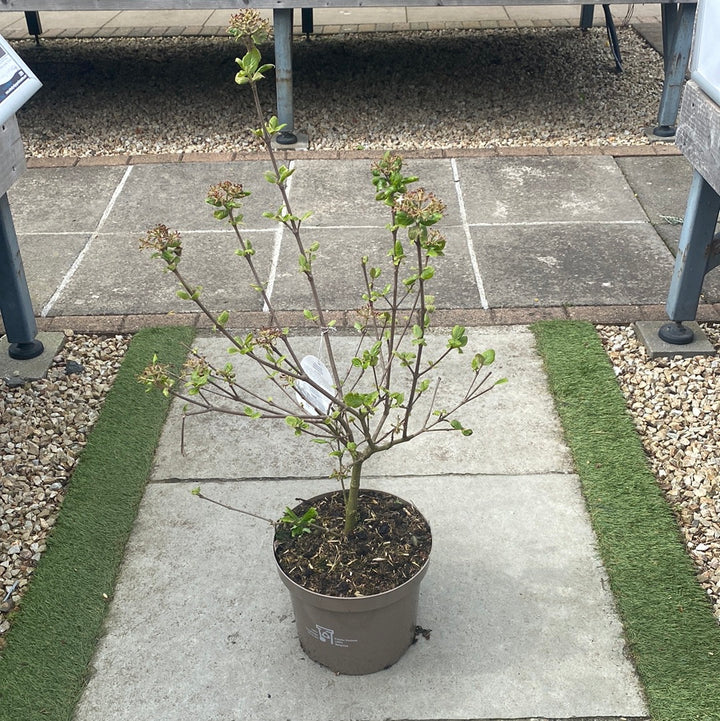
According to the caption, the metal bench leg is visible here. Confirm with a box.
[602,5,622,73]
[24,11,43,44]
[661,170,720,342]
[273,8,297,145]
[0,194,43,360]
[654,2,696,138]
[301,8,314,37]
[580,4,595,30]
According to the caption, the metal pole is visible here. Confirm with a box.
[660,170,720,344]
[0,192,43,359]
[579,4,595,30]
[273,8,297,145]
[654,2,696,137]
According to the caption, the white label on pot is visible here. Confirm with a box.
[307,624,358,647]
[295,355,334,415]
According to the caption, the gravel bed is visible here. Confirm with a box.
[0,333,129,647]
[11,25,663,157]
[599,324,720,622]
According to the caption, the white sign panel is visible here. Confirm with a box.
[0,35,41,125]
[690,0,720,107]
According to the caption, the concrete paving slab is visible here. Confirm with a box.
[8,165,130,235]
[16,232,89,313]
[74,475,647,721]
[455,156,648,224]
[100,161,279,234]
[100,10,212,28]
[475,222,675,307]
[405,6,510,23]
[0,331,65,381]
[47,229,271,316]
[634,320,716,359]
[150,327,572,481]
[505,4,588,21]
[269,226,482,310]
[616,155,720,303]
[311,7,408,25]
[289,158,462,228]
[616,155,694,254]
[633,21,664,55]
[16,10,122,32]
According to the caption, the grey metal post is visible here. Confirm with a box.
[579,4,595,29]
[660,170,720,343]
[273,8,297,145]
[654,2,697,137]
[24,11,42,43]
[0,192,43,359]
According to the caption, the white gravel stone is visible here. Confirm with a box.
[598,324,720,623]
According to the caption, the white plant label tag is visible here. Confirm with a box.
[295,355,333,415]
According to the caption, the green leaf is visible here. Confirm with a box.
[277,165,295,182]
[298,254,311,273]
[285,416,307,436]
[344,393,364,409]
[448,325,468,351]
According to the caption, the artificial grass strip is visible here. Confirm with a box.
[532,320,720,721]
[0,326,194,721]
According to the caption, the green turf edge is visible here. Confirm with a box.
[531,320,720,721]
[0,326,195,721]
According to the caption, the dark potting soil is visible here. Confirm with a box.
[274,490,432,598]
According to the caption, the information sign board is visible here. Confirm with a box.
[690,0,720,107]
[0,35,41,125]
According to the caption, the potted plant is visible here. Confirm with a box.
[139,9,505,675]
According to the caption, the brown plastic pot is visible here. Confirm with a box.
[275,491,431,675]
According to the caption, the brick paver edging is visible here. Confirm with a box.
[25,304,720,336]
[26,143,681,169]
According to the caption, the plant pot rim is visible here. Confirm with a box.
[274,489,431,612]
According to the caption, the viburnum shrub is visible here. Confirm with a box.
[139,9,505,538]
